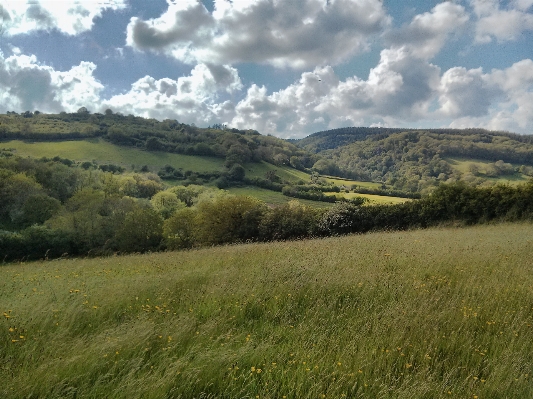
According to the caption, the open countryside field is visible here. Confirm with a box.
[244,161,311,183]
[319,175,384,189]
[445,157,530,185]
[327,191,410,205]
[227,186,334,208]
[2,139,225,173]
[2,223,532,399]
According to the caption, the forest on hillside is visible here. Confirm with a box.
[295,127,533,192]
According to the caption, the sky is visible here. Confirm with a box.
[0,0,532,139]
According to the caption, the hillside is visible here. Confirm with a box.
[294,127,533,193]
[2,223,533,398]
[0,110,318,171]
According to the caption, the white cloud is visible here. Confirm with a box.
[470,0,533,43]
[444,59,533,133]
[0,53,103,112]
[1,0,126,36]
[437,67,498,117]
[229,48,442,137]
[385,2,469,59]
[103,63,242,124]
[126,0,389,68]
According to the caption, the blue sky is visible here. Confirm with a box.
[0,0,532,138]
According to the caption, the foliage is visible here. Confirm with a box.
[259,200,323,240]
[295,127,533,193]
[0,111,317,171]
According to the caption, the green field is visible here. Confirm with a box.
[227,186,335,208]
[2,223,532,398]
[326,191,410,205]
[2,139,225,173]
[244,161,311,183]
[319,175,383,189]
[445,157,530,185]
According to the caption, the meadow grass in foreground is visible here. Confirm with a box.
[1,223,533,398]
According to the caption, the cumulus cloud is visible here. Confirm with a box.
[103,63,242,124]
[126,0,389,68]
[440,59,533,133]
[228,47,442,137]
[385,2,469,59]
[437,67,498,118]
[1,0,126,36]
[0,53,103,112]
[470,0,533,43]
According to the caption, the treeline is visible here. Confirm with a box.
[299,129,533,193]
[297,126,533,154]
[0,110,318,169]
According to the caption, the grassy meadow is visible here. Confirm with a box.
[2,223,533,398]
[445,158,530,185]
[2,139,225,173]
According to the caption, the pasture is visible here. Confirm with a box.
[2,139,225,173]
[2,223,532,398]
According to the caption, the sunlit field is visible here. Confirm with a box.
[3,139,225,173]
[445,157,530,185]
[227,186,334,208]
[325,191,410,205]
[2,223,533,398]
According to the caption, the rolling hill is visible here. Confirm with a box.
[293,127,533,193]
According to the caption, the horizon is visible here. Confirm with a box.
[0,0,532,138]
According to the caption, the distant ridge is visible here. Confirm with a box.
[294,126,533,153]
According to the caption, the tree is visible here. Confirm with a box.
[20,194,61,227]
[194,194,266,245]
[227,163,245,181]
[150,191,186,219]
[115,206,163,252]
[259,200,322,240]
[163,207,198,249]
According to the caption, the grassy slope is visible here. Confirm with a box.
[5,139,406,205]
[445,157,530,185]
[2,223,532,399]
[3,139,225,173]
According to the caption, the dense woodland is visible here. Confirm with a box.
[295,127,533,192]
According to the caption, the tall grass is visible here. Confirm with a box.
[2,223,532,398]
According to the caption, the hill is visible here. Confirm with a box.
[294,127,533,193]
[0,110,317,171]
[1,111,414,205]
[2,223,533,398]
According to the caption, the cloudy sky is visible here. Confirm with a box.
[0,0,532,138]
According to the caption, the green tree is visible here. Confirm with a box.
[115,206,163,252]
[150,191,186,219]
[195,194,267,245]
[163,207,198,249]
